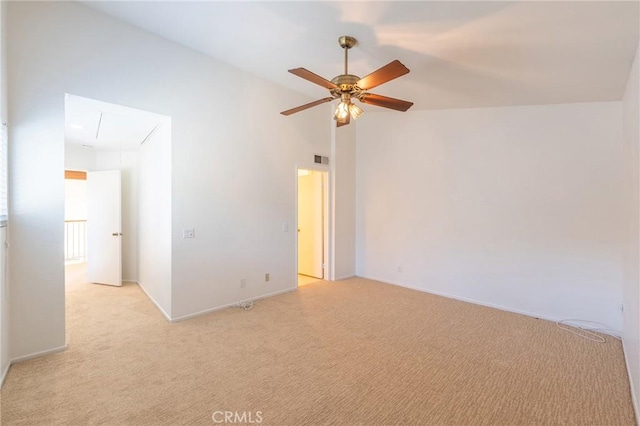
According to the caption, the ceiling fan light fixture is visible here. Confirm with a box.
[334,101,350,121]
[281,35,413,127]
[349,103,363,120]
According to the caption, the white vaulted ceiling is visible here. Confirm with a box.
[82,1,639,111]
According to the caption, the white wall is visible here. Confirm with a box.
[0,0,9,383]
[7,1,330,356]
[622,42,640,414]
[8,4,67,359]
[165,61,330,318]
[0,224,6,381]
[139,122,172,318]
[65,144,96,172]
[357,102,626,330]
[331,123,356,280]
[170,104,330,319]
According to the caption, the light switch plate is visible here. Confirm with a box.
[183,228,195,238]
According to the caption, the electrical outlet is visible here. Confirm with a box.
[265,273,270,282]
[398,266,403,273]
[240,278,246,288]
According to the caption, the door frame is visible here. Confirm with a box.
[295,166,330,285]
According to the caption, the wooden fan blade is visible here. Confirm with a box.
[360,93,413,112]
[289,68,338,90]
[356,60,410,90]
[336,112,350,127]
[281,97,334,116]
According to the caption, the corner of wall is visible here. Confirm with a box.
[0,0,10,387]
[622,37,640,423]
[330,122,356,281]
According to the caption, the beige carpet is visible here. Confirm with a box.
[298,274,321,286]
[0,264,635,425]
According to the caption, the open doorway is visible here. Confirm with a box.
[64,170,88,291]
[65,168,123,287]
[64,94,171,295]
[297,168,328,286]
[64,170,87,266]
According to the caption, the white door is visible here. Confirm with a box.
[87,170,122,286]
[298,170,324,279]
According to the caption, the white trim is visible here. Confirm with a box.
[123,278,138,283]
[622,338,640,425]
[361,274,570,324]
[137,282,172,322]
[334,274,355,281]
[0,361,9,388]
[10,344,67,364]
[171,287,298,323]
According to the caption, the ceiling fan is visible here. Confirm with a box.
[281,36,414,127]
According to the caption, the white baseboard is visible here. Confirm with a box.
[334,274,356,281]
[362,274,567,325]
[171,287,298,323]
[0,361,10,388]
[0,345,68,389]
[136,282,172,322]
[622,338,640,426]
[11,344,67,364]
[362,275,628,339]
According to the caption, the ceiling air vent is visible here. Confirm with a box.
[314,155,329,165]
